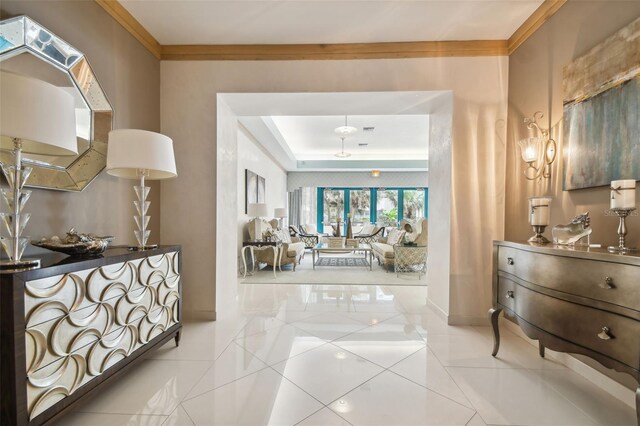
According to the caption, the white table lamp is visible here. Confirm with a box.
[0,72,78,268]
[248,203,268,241]
[107,129,177,250]
[274,207,287,229]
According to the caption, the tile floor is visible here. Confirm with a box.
[63,284,636,426]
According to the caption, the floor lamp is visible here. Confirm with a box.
[0,72,78,268]
[106,129,177,250]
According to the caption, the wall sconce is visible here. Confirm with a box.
[518,112,557,180]
[371,170,381,177]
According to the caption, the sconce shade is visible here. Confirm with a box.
[248,203,268,218]
[0,71,78,156]
[371,170,381,177]
[274,208,288,218]
[107,129,177,180]
[518,137,540,163]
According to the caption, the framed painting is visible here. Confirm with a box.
[257,176,266,203]
[562,17,640,190]
[245,169,258,214]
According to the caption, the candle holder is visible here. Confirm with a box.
[529,225,550,244]
[607,208,637,253]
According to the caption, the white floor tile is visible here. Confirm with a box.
[272,343,384,404]
[235,324,328,365]
[328,371,475,426]
[78,359,210,416]
[333,318,425,368]
[339,311,399,326]
[163,406,195,426]
[236,316,287,338]
[427,328,564,370]
[465,413,488,426]
[151,320,244,362]
[447,367,598,425]
[185,342,269,400]
[539,369,636,426]
[296,408,352,426]
[390,347,472,408]
[290,312,368,341]
[182,369,323,426]
[62,412,168,426]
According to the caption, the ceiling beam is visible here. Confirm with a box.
[95,0,162,59]
[96,0,566,61]
[160,40,507,61]
[508,0,568,55]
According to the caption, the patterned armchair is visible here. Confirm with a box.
[289,225,319,249]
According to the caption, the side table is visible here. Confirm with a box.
[394,244,427,278]
[242,241,281,278]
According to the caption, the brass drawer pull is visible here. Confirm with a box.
[506,290,515,299]
[507,257,514,265]
[597,327,613,340]
[599,277,614,289]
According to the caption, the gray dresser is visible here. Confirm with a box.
[489,241,639,424]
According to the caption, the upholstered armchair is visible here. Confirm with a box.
[289,225,319,249]
[246,220,305,271]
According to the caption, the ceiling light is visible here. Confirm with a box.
[371,170,381,177]
[335,136,351,158]
[334,115,357,137]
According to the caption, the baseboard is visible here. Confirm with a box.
[501,318,635,409]
[426,298,449,322]
[447,314,489,326]
[183,310,217,321]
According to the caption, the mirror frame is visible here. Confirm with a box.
[0,15,113,191]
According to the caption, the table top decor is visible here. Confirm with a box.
[32,228,114,255]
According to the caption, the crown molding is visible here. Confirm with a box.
[508,0,568,55]
[96,0,566,61]
[95,0,161,59]
[161,40,508,61]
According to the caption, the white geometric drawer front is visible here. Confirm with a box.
[24,251,180,419]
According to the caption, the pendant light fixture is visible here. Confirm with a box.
[335,136,351,158]
[334,115,358,137]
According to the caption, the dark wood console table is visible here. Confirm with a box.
[1,245,182,425]
[489,241,639,425]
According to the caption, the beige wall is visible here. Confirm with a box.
[506,1,640,248]
[506,1,640,390]
[160,57,508,321]
[0,1,161,247]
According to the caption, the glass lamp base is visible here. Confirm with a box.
[0,258,40,269]
[528,225,550,245]
[128,244,158,251]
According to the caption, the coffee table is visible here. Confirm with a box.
[312,242,373,270]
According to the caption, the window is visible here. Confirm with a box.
[377,189,399,226]
[403,189,425,220]
[323,189,344,224]
[349,189,370,223]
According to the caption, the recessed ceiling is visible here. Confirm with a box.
[270,115,429,161]
[119,0,544,45]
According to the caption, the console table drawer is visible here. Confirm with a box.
[507,280,640,369]
[497,246,640,311]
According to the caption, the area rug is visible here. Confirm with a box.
[315,257,369,267]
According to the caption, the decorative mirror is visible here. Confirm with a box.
[0,15,113,191]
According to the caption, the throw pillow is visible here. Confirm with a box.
[386,228,406,246]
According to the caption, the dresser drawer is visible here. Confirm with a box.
[504,280,640,369]
[497,246,640,312]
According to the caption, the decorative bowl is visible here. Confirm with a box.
[32,228,114,255]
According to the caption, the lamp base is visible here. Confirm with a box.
[0,258,40,269]
[607,245,637,253]
[528,225,550,245]
[128,244,158,251]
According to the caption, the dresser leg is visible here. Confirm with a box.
[488,308,502,356]
[174,331,181,347]
[539,342,545,358]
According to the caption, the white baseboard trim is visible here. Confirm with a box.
[426,298,448,322]
[183,310,217,321]
[501,318,635,409]
[447,314,490,326]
